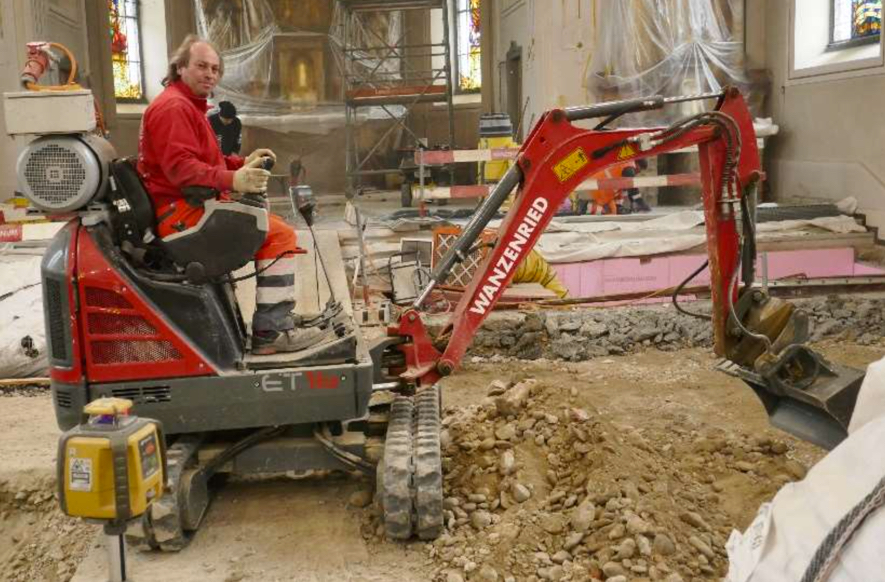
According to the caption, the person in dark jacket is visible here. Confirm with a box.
[208,100,242,156]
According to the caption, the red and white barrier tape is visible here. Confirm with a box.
[414,173,701,200]
[0,221,66,242]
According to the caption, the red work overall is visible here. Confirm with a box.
[137,80,299,333]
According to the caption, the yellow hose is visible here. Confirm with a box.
[512,250,569,298]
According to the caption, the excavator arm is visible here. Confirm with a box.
[392,87,863,450]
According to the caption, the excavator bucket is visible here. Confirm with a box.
[717,290,865,450]
[718,346,864,450]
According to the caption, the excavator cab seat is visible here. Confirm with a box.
[107,158,268,282]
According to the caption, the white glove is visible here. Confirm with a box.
[232,156,270,193]
[245,148,276,166]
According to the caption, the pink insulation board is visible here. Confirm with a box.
[552,248,883,298]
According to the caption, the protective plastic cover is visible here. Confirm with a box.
[587,0,757,124]
[194,0,403,130]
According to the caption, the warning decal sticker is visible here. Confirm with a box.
[69,457,92,492]
[552,147,589,183]
[617,144,637,161]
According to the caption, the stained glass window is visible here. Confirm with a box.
[455,0,481,92]
[108,0,145,101]
[831,0,881,46]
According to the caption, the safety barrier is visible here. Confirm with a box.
[408,147,700,202]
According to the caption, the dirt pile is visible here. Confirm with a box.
[0,471,95,582]
[368,375,813,582]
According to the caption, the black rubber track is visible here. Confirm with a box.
[379,396,415,539]
[125,443,194,552]
[413,385,444,540]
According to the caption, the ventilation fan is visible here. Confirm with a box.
[16,134,115,212]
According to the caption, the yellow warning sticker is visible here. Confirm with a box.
[552,147,589,183]
[617,144,636,161]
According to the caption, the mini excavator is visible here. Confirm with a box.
[7,47,862,550]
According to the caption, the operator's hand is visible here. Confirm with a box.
[245,148,276,166]
[232,156,271,193]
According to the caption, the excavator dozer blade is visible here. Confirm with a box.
[718,346,864,450]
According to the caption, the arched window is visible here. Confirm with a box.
[454,0,481,92]
[109,0,146,102]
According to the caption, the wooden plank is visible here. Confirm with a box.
[235,230,352,327]
[0,377,50,387]
[756,232,875,252]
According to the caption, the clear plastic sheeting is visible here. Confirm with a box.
[328,5,404,85]
[588,0,753,124]
[0,255,48,378]
[192,0,404,130]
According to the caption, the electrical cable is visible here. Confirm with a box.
[23,42,107,135]
[23,42,80,92]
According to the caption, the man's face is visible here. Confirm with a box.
[178,42,220,97]
[219,116,233,126]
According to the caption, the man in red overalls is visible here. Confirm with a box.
[137,35,329,355]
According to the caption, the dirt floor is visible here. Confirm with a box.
[0,339,881,582]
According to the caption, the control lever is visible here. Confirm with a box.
[240,156,275,207]
[291,185,316,227]
[287,184,337,309]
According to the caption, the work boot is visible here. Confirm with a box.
[251,326,337,355]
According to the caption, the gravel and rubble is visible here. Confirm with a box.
[0,471,96,582]
[362,373,817,581]
[433,295,885,363]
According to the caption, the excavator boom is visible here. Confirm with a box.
[393,88,862,450]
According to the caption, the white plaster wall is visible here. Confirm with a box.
[792,0,881,74]
[0,0,21,200]
[762,1,885,239]
[430,6,446,85]
[492,0,596,132]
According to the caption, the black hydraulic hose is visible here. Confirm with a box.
[225,250,300,283]
[413,163,522,308]
[565,96,665,122]
[673,259,712,320]
[202,425,287,476]
[313,425,375,476]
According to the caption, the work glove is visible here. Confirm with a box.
[245,148,276,166]
[232,156,271,193]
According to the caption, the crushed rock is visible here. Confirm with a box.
[450,295,885,364]
[0,472,96,582]
[363,375,815,581]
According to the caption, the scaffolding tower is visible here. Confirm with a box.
[338,0,456,198]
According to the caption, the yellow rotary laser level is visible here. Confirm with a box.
[57,397,166,581]
[58,397,166,521]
